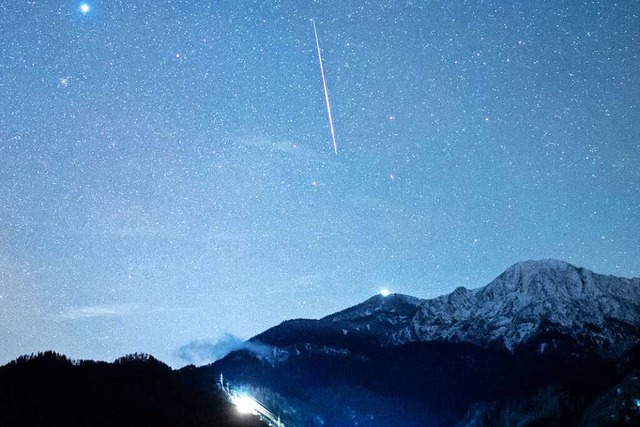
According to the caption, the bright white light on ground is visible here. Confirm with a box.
[380,289,391,297]
[80,3,90,14]
[232,394,258,415]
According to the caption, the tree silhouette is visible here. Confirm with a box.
[0,351,264,427]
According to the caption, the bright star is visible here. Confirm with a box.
[380,289,391,297]
[80,3,90,14]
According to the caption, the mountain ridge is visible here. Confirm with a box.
[253,259,640,359]
[210,259,640,426]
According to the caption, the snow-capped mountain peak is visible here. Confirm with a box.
[220,260,640,427]
[256,260,640,359]
[408,260,640,356]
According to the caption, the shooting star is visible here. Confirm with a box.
[312,19,338,155]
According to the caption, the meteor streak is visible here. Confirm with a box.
[312,19,338,155]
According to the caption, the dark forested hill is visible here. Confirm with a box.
[0,351,263,427]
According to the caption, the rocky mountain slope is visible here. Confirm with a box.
[257,259,640,358]
[212,260,640,426]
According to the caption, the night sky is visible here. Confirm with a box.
[1,0,638,367]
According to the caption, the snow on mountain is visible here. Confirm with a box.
[274,260,640,359]
[411,259,640,356]
[219,260,640,427]
[321,293,423,342]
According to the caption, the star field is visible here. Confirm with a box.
[0,0,638,366]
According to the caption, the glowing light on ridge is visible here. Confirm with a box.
[231,394,259,415]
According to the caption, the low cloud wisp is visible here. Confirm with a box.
[176,333,271,366]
